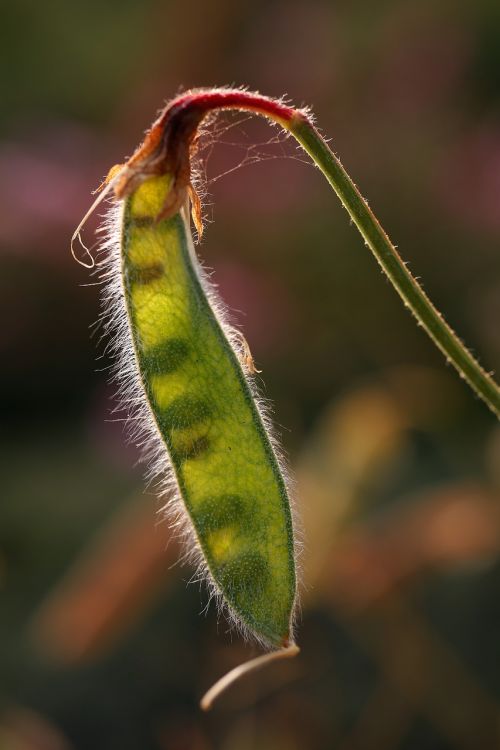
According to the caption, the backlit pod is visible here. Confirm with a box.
[73,89,306,707]
[117,173,296,647]
[75,83,500,707]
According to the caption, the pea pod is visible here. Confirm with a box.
[74,84,500,709]
[111,172,297,649]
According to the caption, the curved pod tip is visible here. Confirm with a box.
[200,642,300,711]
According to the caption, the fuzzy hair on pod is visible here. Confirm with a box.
[94,192,301,649]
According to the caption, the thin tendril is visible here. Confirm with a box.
[200,643,300,711]
[71,174,123,269]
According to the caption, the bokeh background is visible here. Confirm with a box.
[2,1,500,748]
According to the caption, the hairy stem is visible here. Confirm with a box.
[290,115,500,418]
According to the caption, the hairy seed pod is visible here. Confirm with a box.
[100,172,297,649]
[74,83,500,706]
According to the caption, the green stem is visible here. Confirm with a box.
[291,115,500,418]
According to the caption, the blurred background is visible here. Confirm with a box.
[1,0,500,748]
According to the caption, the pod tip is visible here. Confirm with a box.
[200,642,300,712]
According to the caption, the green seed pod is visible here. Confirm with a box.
[100,172,298,649]
[73,82,500,707]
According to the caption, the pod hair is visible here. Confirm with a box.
[80,89,303,650]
